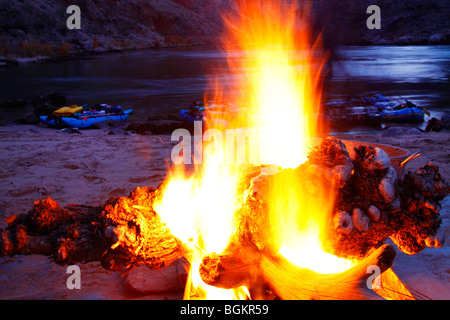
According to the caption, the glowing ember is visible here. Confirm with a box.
[279,240,355,274]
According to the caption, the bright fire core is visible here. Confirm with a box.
[154,0,355,299]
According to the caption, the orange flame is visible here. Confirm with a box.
[154,0,353,300]
[218,0,328,168]
[153,162,246,299]
[215,0,354,273]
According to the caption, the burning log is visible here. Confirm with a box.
[260,244,396,300]
[199,244,397,300]
[234,137,449,259]
[101,187,186,272]
[0,187,185,274]
[199,245,262,290]
[0,198,106,263]
[390,163,448,254]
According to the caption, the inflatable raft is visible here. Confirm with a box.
[40,105,132,128]
[379,107,425,122]
[326,94,427,125]
[61,109,133,128]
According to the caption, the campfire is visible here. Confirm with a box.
[1,0,448,300]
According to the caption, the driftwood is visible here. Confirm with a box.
[200,244,397,300]
[234,137,448,259]
[100,187,185,272]
[0,187,185,274]
[0,198,106,263]
[199,245,263,290]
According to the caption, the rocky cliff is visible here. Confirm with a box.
[314,0,450,46]
[0,0,234,58]
[0,0,448,59]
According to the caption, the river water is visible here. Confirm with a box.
[0,45,449,129]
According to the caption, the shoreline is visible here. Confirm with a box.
[0,42,219,68]
[1,42,450,68]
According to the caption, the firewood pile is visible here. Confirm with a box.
[1,137,448,299]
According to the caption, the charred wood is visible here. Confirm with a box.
[0,187,185,274]
[235,137,449,259]
[200,244,397,300]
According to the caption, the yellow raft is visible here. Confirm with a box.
[52,105,83,117]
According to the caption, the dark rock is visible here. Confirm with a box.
[382,127,423,137]
[33,101,57,116]
[441,114,450,130]
[0,0,228,59]
[0,0,449,60]
[15,112,40,124]
[352,208,370,233]
[429,34,445,44]
[123,258,188,294]
[425,118,443,132]
[367,205,381,222]
[31,92,67,116]
[69,33,95,52]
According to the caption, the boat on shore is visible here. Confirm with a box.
[40,104,133,128]
[379,107,425,122]
[179,101,243,128]
[326,94,427,126]
[60,109,133,128]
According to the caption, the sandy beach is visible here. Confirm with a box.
[0,123,449,300]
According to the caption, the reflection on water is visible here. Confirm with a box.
[329,46,450,113]
[335,46,450,83]
[0,45,449,124]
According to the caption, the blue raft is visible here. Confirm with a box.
[39,115,62,127]
[40,108,133,128]
[379,107,425,122]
